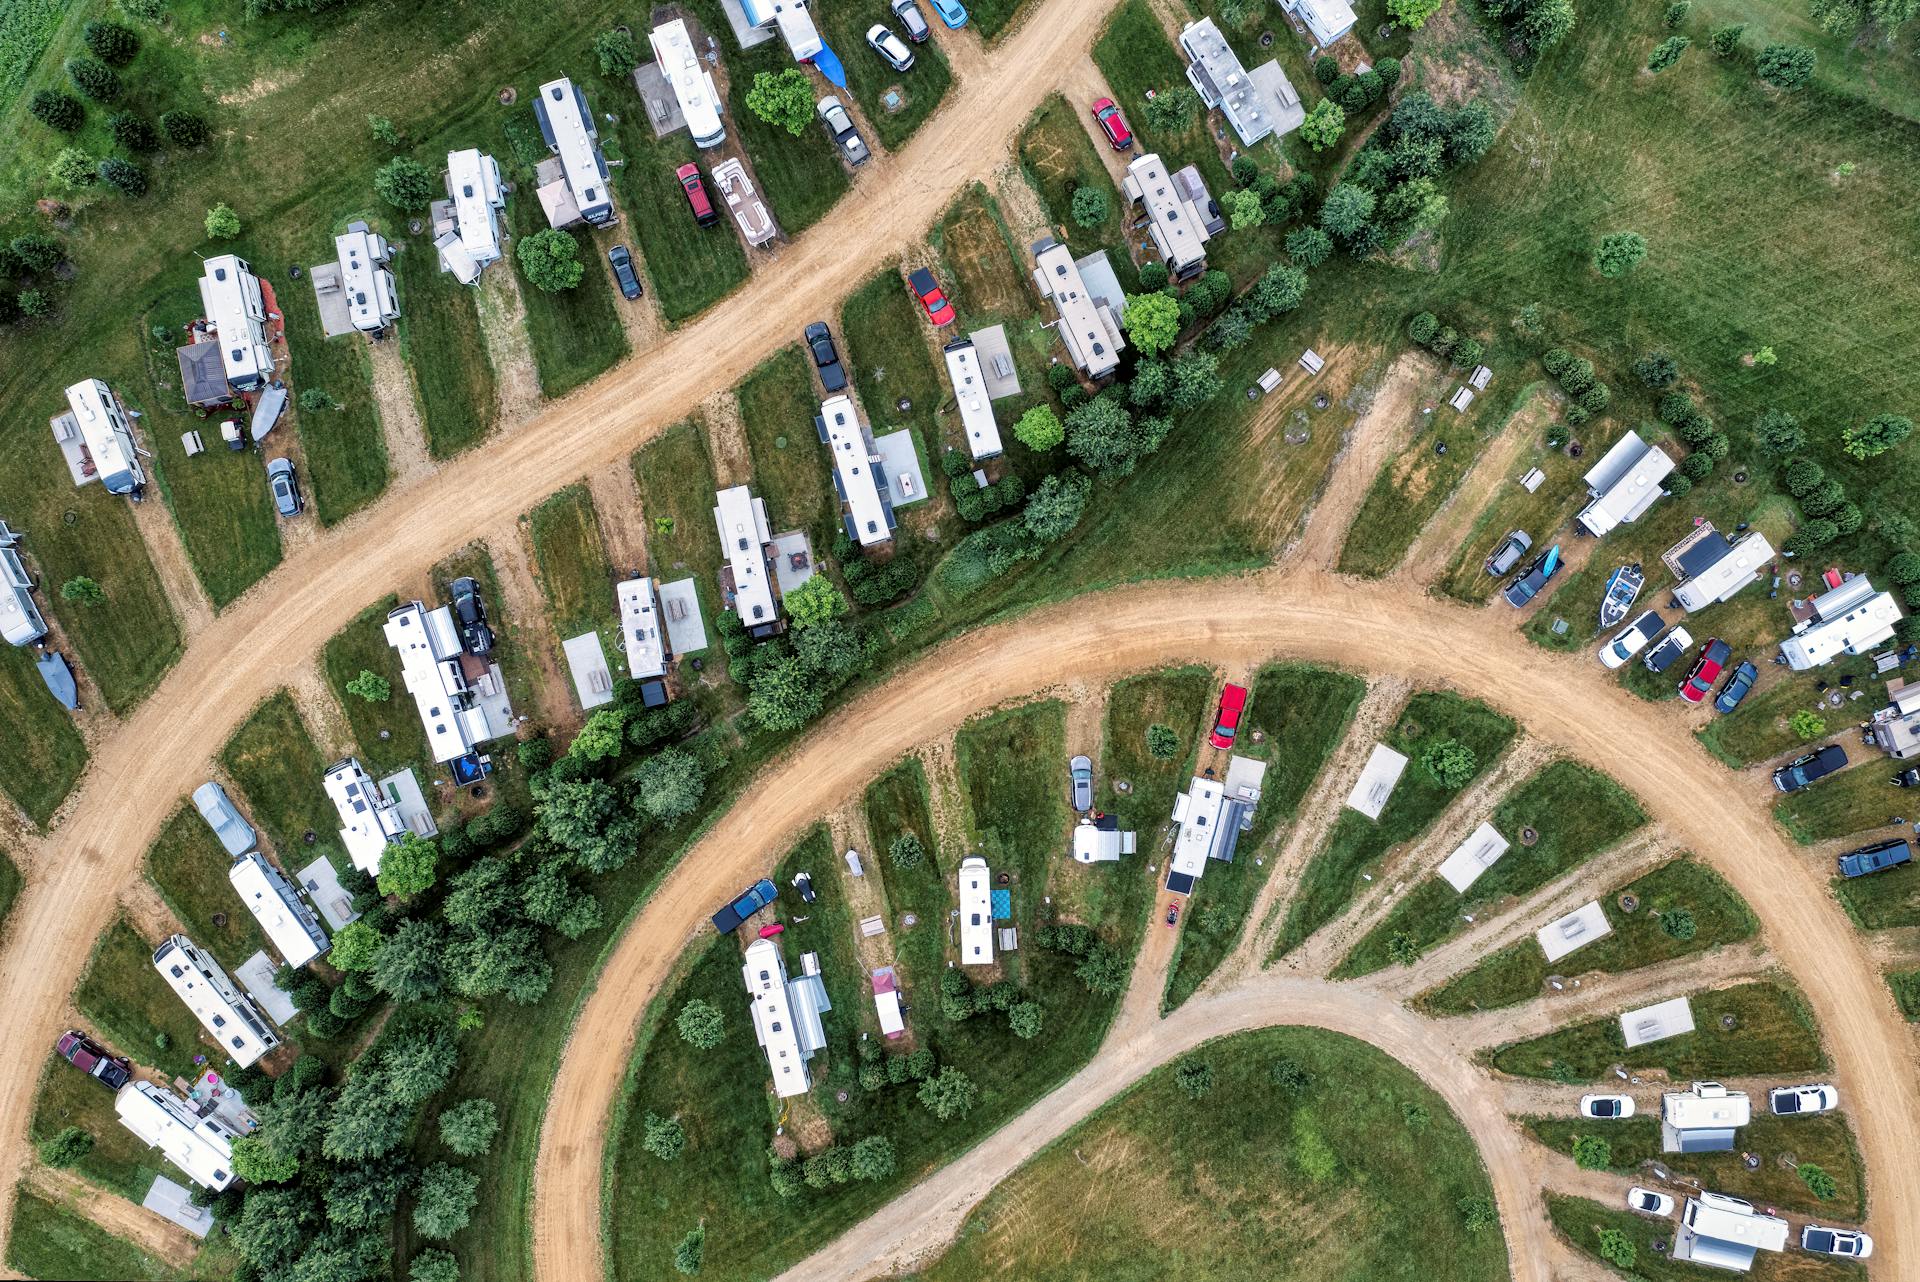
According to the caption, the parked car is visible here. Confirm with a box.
[866,23,915,71]
[1208,682,1248,750]
[907,267,956,325]
[1713,661,1758,714]
[449,576,494,656]
[928,0,968,25]
[1679,637,1732,704]
[1165,901,1180,927]
[1769,1083,1838,1115]
[1579,1093,1635,1119]
[1091,96,1133,149]
[56,1031,131,1091]
[266,456,302,518]
[803,321,847,392]
[817,95,870,166]
[1626,1187,1675,1217]
[1836,838,1911,879]
[1503,546,1561,607]
[1642,626,1694,675]
[607,245,643,300]
[1801,1226,1873,1259]
[1484,529,1531,577]
[888,0,931,41]
[676,164,720,227]
[191,780,256,857]
[1897,766,1920,789]
[1773,743,1849,793]
[1069,754,1094,812]
[711,878,778,933]
[791,871,817,903]
[1599,610,1665,670]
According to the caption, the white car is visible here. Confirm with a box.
[1770,1083,1838,1116]
[866,23,915,71]
[1626,1187,1675,1217]
[1599,609,1665,670]
[1801,1225,1872,1258]
[1579,1093,1635,1120]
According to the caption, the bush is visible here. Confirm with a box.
[642,1112,686,1161]
[1789,709,1826,740]
[1420,738,1476,787]
[1146,723,1179,760]
[1782,456,1824,496]
[1664,0,1690,24]
[1800,478,1846,518]
[375,156,434,211]
[1313,54,1340,84]
[1887,552,1920,586]
[160,110,209,147]
[1757,43,1815,89]
[1647,35,1690,71]
[38,1126,94,1167]
[1595,231,1648,277]
[1799,1163,1838,1200]
[85,20,140,63]
[1008,1001,1043,1039]
[1174,1057,1214,1099]
[593,28,639,76]
[1286,226,1333,267]
[368,114,402,146]
[1070,184,1110,229]
[1753,408,1804,454]
[917,1066,979,1120]
[1142,85,1198,132]
[66,56,120,102]
[29,90,84,132]
[1596,1228,1636,1268]
[1843,413,1913,460]
[517,228,585,292]
[204,202,242,240]
[108,112,157,151]
[1709,23,1744,55]
[1408,311,1439,345]
[1135,259,1170,292]
[673,1225,704,1275]
[1271,1058,1310,1094]
[889,832,925,870]
[1632,351,1677,388]
[49,148,97,190]
[676,998,725,1049]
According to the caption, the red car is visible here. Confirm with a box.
[1091,97,1133,150]
[1208,683,1248,749]
[907,267,956,326]
[57,1030,132,1091]
[1679,637,1732,704]
[676,164,720,228]
[1165,901,1180,928]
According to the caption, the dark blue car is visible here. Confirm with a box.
[1713,660,1758,714]
[1836,840,1911,879]
[711,878,778,933]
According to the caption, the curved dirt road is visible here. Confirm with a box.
[534,570,1919,1282]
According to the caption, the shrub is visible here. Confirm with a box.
[1008,1001,1043,1039]
[1757,44,1815,89]
[1147,723,1179,760]
[1887,551,1920,586]
[1386,932,1419,966]
[1753,408,1804,454]
[745,67,813,135]
[1408,311,1440,345]
[593,28,638,77]
[1786,519,1839,555]
[1135,259,1170,292]
[1596,1228,1636,1268]
[66,56,120,102]
[368,114,402,146]
[1661,906,1697,940]
[29,90,84,133]
[1299,99,1345,152]
[1799,1164,1838,1200]
[1843,413,1913,460]
[1789,709,1827,740]
[1286,226,1333,267]
[1175,1057,1214,1099]
[1782,456,1824,496]
[49,148,97,190]
[1648,35,1690,70]
[888,833,925,870]
[1420,738,1475,787]
[120,0,168,21]
[1664,0,1690,24]
[1595,231,1648,277]
[1632,351,1678,388]
[1800,478,1846,518]
[1709,23,1744,55]
[106,112,156,152]
[517,228,585,292]
[917,1066,979,1120]
[1459,1194,1497,1232]
[1664,473,1692,498]
[676,998,725,1049]
[85,20,141,64]
[375,156,434,210]
[97,156,146,196]
[673,1225,704,1275]
[61,576,105,606]
[1314,54,1340,85]
[204,202,242,240]
[1231,154,1258,186]
[160,109,210,147]
[1071,184,1110,229]
[1143,85,1198,132]
[642,1112,686,1161]
[38,1126,94,1167]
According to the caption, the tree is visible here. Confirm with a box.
[413,1163,480,1239]
[1167,351,1221,410]
[568,706,626,762]
[677,998,726,1049]
[61,576,106,606]
[1001,998,1044,1039]
[108,111,156,151]
[66,56,120,102]
[1220,186,1265,230]
[97,157,147,197]
[160,110,209,147]
[1070,184,1110,229]
[377,830,439,898]
[1757,43,1815,89]
[1388,0,1445,26]
[324,1074,412,1162]
[674,1224,705,1275]
[1013,404,1064,452]
[1782,456,1824,496]
[1810,0,1920,33]
[516,227,585,292]
[384,1026,458,1104]
[918,1066,979,1120]
[643,1111,687,1161]
[1661,906,1697,940]
[1175,1057,1214,1099]
[1789,709,1827,740]
[1887,551,1920,586]
[411,1249,461,1282]
[84,20,140,63]
[1320,182,1377,242]
[1843,413,1912,460]
[1710,22,1745,54]
[46,145,94,193]
[38,1126,93,1167]
[1270,1057,1311,1094]
[593,28,638,77]
[231,1134,300,1183]
[746,654,823,731]
[745,68,814,135]
[850,1134,896,1181]
[1380,176,1448,237]
[1142,85,1198,132]
[1521,0,1577,55]
[29,90,84,132]
[636,748,707,823]
[439,1098,500,1157]
[329,920,382,973]
[1799,1163,1838,1200]
[374,156,434,210]
[368,114,403,146]
[1751,408,1804,455]
[1573,1134,1612,1170]
[1632,351,1678,388]
[1286,226,1334,267]
[1146,723,1180,760]
[1596,1227,1636,1268]
[204,202,242,240]
[1421,738,1476,787]
[1665,0,1691,24]
[370,918,446,1001]
[1066,396,1152,476]
[889,832,925,870]
[1123,292,1182,359]
[1023,469,1092,544]
[785,574,848,629]
[1595,231,1648,277]
[1648,34,1691,70]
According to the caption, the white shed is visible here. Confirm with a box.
[1345,744,1408,819]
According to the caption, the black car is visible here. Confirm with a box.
[449,576,494,656]
[58,1030,132,1091]
[1773,743,1848,794]
[803,321,847,392]
[1502,546,1561,608]
[711,878,778,934]
[608,245,643,300]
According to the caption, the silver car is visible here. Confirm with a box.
[890,0,931,41]
[866,23,915,71]
[816,95,870,167]
[1069,755,1093,812]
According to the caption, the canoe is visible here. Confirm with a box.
[1600,564,1645,630]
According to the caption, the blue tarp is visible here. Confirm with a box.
[37,651,78,710]
[990,888,1011,920]
[812,43,847,88]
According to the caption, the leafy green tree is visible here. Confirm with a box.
[1789,709,1826,740]
[746,654,824,730]
[746,68,814,135]
[204,202,242,240]
[677,998,726,1049]
[411,1248,461,1282]
[1709,22,1744,53]
[368,114,403,146]
[1300,98,1345,151]
[438,1098,499,1157]
[593,28,639,77]
[1219,187,1263,230]
[1320,182,1377,242]
[1076,943,1130,994]
[85,20,140,63]
[1175,1057,1214,1099]
[1421,738,1476,787]
[1665,0,1691,24]
[1142,85,1198,131]
[413,1163,480,1239]
[1753,408,1804,454]
[674,1224,705,1275]
[1388,0,1444,25]
[1070,185,1110,229]
[1065,396,1141,476]
[1595,231,1648,277]
[29,90,84,132]
[635,748,707,824]
[1660,906,1697,940]
[1521,0,1577,55]
[97,157,147,197]
[569,706,626,761]
[1022,469,1092,544]
[917,1066,980,1120]
[1648,35,1691,70]
[228,1185,319,1274]
[323,1073,412,1162]
[1013,404,1064,452]
[61,576,106,605]
[384,1026,457,1104]
[66,56,120,102]
[231,1134,299,1183]
[889,832,926,871]
[108,112,156,151]
[1757,43,1815,88]
[49,147,96,189]
[1572,1134,1612,1169]
[1843,413,1912,459]
[1008,1000,1043,1039]
[535,775,645,872]
[1147,723,1180,759]
[38,1126,93,1167]
[1123,291,1182,358]
[1809,0,1919,33]
[160,109,209,147]
[370,918,447,1001]
[850,1134,896,1180]
[329,921,382,973]
[1286,226,1334,267]
[1171,351,1223,409]
[1596,1227,1636,1268]
[517,227,585,292]
[377,831,439,898]
[643,1111,687,1161]
[1799,1163,1838,1200]
[785,575,848,629]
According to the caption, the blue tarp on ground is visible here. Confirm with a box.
[990,888,1011,920]
[37,652,78,710]
[812,43,847,88]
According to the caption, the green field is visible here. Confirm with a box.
[220,690,348,867]
[1832,865,1920,930]
[1889,969,1920,1020]
[30,1056,168,1202]
[323,598,431,776]
[1694,657,1877,769]
[1548,1193,1860,1282]
[1774,762,1907,845]
[1418,859,1758,1014]
[72,919,211,1082]
[915,1028,1511,1282]
[0,846,19,931]
[145,801,270,971]
[6,1188,178,1282]
[1096,665,1214,832]
[630,420,724,663]
[395,237,498,458]
[863,757,947,1012]
[1016,95,1125,259]
[0,645,88,826]
[816,0,954,151]
[1273,691,1518,959]
[279,246,390,527]
[1489,980,1826,1082]
[956,701,1071,943]
[839,269,944,473]
[505,201,628,398]
[737,344,836,551]
[1337,760,1648,976]
[526,484,616,639]
[604,121,749,324]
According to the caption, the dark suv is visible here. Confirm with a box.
[57,1031,132,1091]
[711,878,778,934]
[1773,743,1848,793]
[449,577,494,656]
[608,245,643,300]
[804,322,847,392]
[1837,839,1911,878]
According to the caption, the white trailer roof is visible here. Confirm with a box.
[822,396,892,546]
[229,852,329,969]
[1072,821,1137,863]
[1032,240,1123,379]
[1782,585,1902,671]
[1535,900,1612,962]
[713,485,779,627]
[743,938,812,1097]
[384,601,480,763]
[152,935,280,1067]
[1663,1085,1751,1131]
[740,0,821,59]
[334,226,397,333]
[534,78,612,224]
[116,1083,238,1190]
[1169,776,1228,888]
[1578,432,1674,537]
[1674,531,1774,611]
[943,340,1003,460]
[1290,0,1357,45]
[562,630,615,710]
[63,379,144,495]
[0,525,47,646]
[1676,1194,1788,1269]
[958,855,995,966]
[651,20,725,147]
[324,755,406,875]
[1124,153,1210,276]
[1345,744,1409,819]
[197,255,273,390]
[444,149,505,279]
[1620,995,1695,1048]
[1437,821,1509,892]
[617,577,666,679]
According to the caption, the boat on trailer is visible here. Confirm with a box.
[1600,564,1645,630]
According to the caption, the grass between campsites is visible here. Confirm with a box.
[73,918,212,1083]
[1272,691,1518,960]
[1488,980,1826,1082]
[0,846,20,931]
[145,801,271,971]
[603,119,750,324]
[737,344,837,552]
[29,1055,168,1203]
[1417,858,1758,1015]
[1889,969,1920,1020]
[394,238,498,459]
[914,1027,1510,1282]
[503,196,628,399]
[1336,759,1648,977]
[1774,762,1907,846]
[526,484,616,640]
[1163,665,1367,1012]
[1096,665,1214,832]
[630,420,724,665]
[1526,1112,1864,1221]
[278,245,390,528]
[1015,95,1125,260]
[1832,865,1920,931]
[955,701,1071,968]
[0,647,87,827]
[220,689,349,868]
[1547,1193,1863,1282]
[6,1188,178,1282]
[322,598,431,777]
[815,0,954,152]
[1693,654,1877,769]
[863,757,946,1018]
[840,268,945,467]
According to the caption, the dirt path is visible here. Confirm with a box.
[989,160,1052,250]
[128,493,213,638]
[474,265,542,428]
[589,224,666,356]
[486,522,576,733]
[116,878,180,945]
[286,656,356,761]
[1291,352,1422,571]
[1398,387,1544,588]
[1060,59,1131,189]
[23,1165,200,1271]
[584,465,650,581]
[367,339,434,489]
[699,388,753,489]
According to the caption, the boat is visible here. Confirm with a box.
[1600,564,1644,630]
[713,158,776,248]
[36,650,79,710]
[810,42,847,89]
[250,382,287,442]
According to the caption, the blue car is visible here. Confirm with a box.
[1712,660,1758,714]
[711,878,779,934]
[928,0,968,27]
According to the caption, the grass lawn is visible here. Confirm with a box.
[503,196,628,398]
[1547,1193,1861,1282]
[394,236,498,459]
[1889,969,1920,1020]
[29,1056,168,1202]
[323,598,431,776]
[630,420,725,667]
[220,690,348,868]
[815,0,954,151]
[1092,0,1232,191]
[279,248,390,527]
[915,1027,1510,1282]
[0,644,88,827]
[737,344,837,551]
[839,268,945,470]
[1774,762,1906,846]
[1096,665,1214,832]
[956,702,1070,949]
[1695,656,1878,769]
[1418,858,1758,1015]
[1831,865,1920,931]
[1015,95,1126,260]
[73,919,213,1082]
[863,757,947,1018]
[1163,665,1367,1010]
[1526,1112,1864,1221]
[1435,412,1592,605]
[1489,980,1826,1082]
[6,1187,177,1282]
[526,484,616,639]
[961,0,1031,39]
[145,801,271,972]
[602,114,750,324]
[0,845,19,931]
[1272,691,1518,959]
[1337,759,1648,976]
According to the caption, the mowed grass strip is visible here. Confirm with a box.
[1096,665,1214,833]
[1488,980,1826,1082]
[864,757,947,1018]
[145,801,270,971]
[527,484,616,638]
[279,258,390,526]
[6,1188,176,1282]
[1774,761,1905,846]
[220,690,348,868]
[1093,0,1231,187]
[0,846,20,930]
[73,919,212,1082]
[816,0,954,151]
[738,344,836,548]
[395,236,498,459]
[1832,863,1920,931]
[1164,664,1366,1011]
[0,645,88,827]
[605,122,749,323]
[1273,691,1518,959]
[840,269,945,454]
[1889,969,1920,1020]
[1015,95,1124,258]
[914,1027,1510,1282]
[1418,858,1758,1015]
[30,1056,168,1202]
[1337,759,1648,976]
[630,420,725,662]
[504,197,628,398]
[1547,1193,1862,1282]
[323,597,430,775]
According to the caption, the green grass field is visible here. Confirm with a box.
[504,201,629,398]
[816,0,955,151]
[604,117,750,324]
[0,644,88,827]
[1096,665,1214,832]
[1273,691,1518,959]
[1695,656,1877,768]
[395,237,498,459]
[145,801,270,971]
[6,1188,177,1282]
[1417,858,1758,1014]
[526,484,616,639]
[1489,980,1826,1082]
[220,690,348,868]
[0,846,19,931]
[737,344,836,551]
[915,1027,1510,1282]
[1548,1193,1861,1282]
[278,247,391,527]
[1015,95,1125,260]
[840,268,945,471]
[1774,761,1907,845]
[323,597,431,776]
[1337,759,1648,976]
[956,701,1070,946]
[1832,864,1920,930]
[72,919,211,1082]
[30,1055,168,1202]
[863,757,947,1018]
[630,420,724,663]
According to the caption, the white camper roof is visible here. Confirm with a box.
[1345,744,1409,819]
[1674,531,1775,611]
[334,226,397,333]
[943,340,1003,460]
[1578,432,1675,537]
[324,755,406,875]
[713,485,779,627]
[1123,153,1210,274]
[197,255,273,389]
[1292,0,1357,46]
[651,20,726,147]
[445,149,505,277]
[1031,240,1123,379]
[617,577,666,679]
[384,601,483,763]
[63,379,144,495]
[1782,581,1902,670]
[0,525,45,646]
[116,1083,238,1190]
[1621,995,1695,1048]
[740,0,822,59]
[1675,1194,1789,1269]
[1072,820,1137,863]
[743,937,812,1097]
[1436,821,1510,892]
[535,78,611,223]
[152,935,280,1067]
[958,855,995,966]
[229,852,329,969]
[822,396,892,546]
[1535,900,1612,962]
[1664,1084,1752,1131]
[1168,775,1228,885]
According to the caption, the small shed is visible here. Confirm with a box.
[1536,900,1612,962]
[1620,995,1695,1048]
[1469,365,1493,390]
[1437,822,1509,893]
[1298,348,1325,375]
[1345,744,1408,819]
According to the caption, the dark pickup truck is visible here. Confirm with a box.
[1773,744,1848,794]
[711,878,778,934]
[1837,839,1911,879]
